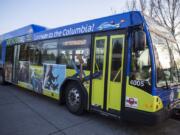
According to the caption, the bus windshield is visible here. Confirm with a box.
[151,32,180,88]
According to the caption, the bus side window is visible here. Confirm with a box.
[59,50,74,69]
[19,44,29,61]
[59,49,90,70]
[110,38,123,82]
[5,46,14,62]
[74,49,90,70]
[29,43,42,66]
[41,40,58,64]
[130,45,151,89]
[95,40,105,74]
[58,35,91,70]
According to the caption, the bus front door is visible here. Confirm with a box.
[91,34,125,114]
[91,36,107,110]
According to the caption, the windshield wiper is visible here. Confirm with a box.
[160,69,170,89]
[165,77,170,89]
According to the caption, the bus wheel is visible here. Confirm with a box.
[65,83,84,115]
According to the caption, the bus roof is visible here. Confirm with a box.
[0,24,47,43]
[33,11,144,41]
[1,11,144,45]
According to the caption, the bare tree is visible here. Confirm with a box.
[126,0,180,40]
[126,0,138,11]
[150,0,180,39]
[126,0,147,13]
[149,0,156,17]
[139,0,147,14]
[110,7,117,14]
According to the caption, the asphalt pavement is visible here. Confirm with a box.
[0,85,180,135]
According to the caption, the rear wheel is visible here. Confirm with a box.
[65,83,84,115]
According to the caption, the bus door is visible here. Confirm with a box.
[4,46,14,83]
[91,34,125,113]
[12,45,20,83]
[91,36,107,109]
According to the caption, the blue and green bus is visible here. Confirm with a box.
[0,11,180,124]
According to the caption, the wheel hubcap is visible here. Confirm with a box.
[68,88,80,106]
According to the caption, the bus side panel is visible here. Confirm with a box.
[17,65,90,101]
[18,65,43,92]
[66,69,90,94]
[42,64,66,100]
[17,64,66,100]
[125,78,163,113]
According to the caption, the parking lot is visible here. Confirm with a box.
[0,85,180,135]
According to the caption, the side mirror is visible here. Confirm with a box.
[134,30,146,51]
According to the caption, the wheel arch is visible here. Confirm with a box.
[59,77,88,110]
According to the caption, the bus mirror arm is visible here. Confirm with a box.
[134,30,146,52]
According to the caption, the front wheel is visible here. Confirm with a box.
[65,83,84,115]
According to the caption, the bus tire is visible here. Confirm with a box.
[65,82,84,115]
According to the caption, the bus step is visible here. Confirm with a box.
[90,106,120,119]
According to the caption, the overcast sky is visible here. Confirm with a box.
[0,0,129,35]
